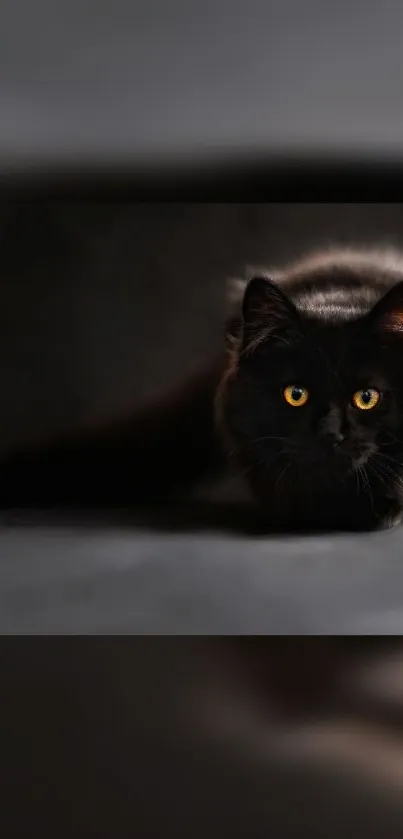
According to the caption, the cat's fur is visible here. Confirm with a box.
[2,247,403,532]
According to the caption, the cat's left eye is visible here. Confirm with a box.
[352,388,381,411]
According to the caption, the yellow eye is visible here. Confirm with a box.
[283,385,309,407]
[352,388,380,411]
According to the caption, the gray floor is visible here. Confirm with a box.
[0,512,402,634]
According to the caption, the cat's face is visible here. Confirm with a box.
[219,276,403,523]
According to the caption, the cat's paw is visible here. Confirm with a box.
[378,505,403,530]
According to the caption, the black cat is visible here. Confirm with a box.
[2,248,403,532]
[216,249,403,531]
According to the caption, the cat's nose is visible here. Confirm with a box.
[318,408,345,449]
[322,430,345,448]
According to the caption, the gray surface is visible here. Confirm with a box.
[1,0,403,166]
[1,518,403,633]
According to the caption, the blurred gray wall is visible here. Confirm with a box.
[1,0,403,164]
[0,202,403,453]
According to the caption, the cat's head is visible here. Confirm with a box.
[216,272,403,519]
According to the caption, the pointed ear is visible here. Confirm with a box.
[241,276,301,352]
[369,281,403,334]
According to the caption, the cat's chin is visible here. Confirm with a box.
[293,445,375,477]
[290,449,355,477]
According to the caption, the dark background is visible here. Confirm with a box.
[2,202,403,453]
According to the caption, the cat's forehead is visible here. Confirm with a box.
[298,317,364,354]
[288,321,388,385]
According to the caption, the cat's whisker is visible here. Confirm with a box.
[273,462,291,494]
[369,459,394,485]
[377,452,403,472]
[381,431,403,447]
[360,464,376,513]
[353,464,361,497]
[369,457,403,494]
[374,454,403,480]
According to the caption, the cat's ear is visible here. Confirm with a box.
[241,276,301,352]
[369,281,403,335]
[224,277,247,348]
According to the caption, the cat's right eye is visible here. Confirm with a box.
[283,385,309,407]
